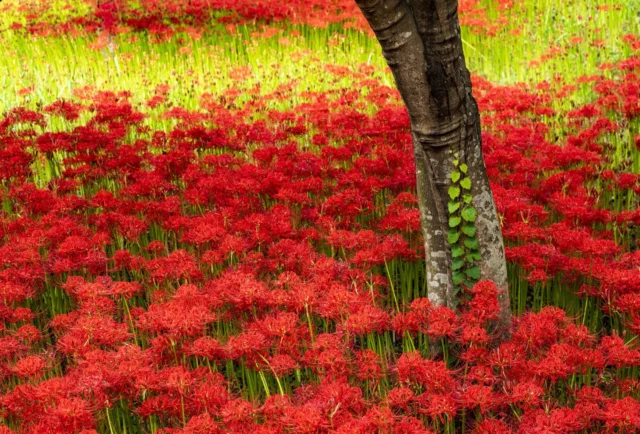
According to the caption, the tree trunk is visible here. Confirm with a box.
[355,0,511,330]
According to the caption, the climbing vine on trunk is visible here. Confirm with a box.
[447,153,481,304]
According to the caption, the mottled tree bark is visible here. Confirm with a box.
[355,0,511,330]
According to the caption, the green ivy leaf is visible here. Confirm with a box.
[453,271,465,285]
[460,163,468,174]
[465,266,481,280]
[448,186,461,200]
[451,288,461,301]
[460,177,471,190]
[466,252,482,262]
[461,206,477,222]
[448,201,461,214]
[463,193,473,204]
[452,258,465,270]
[447,229,460,244]
[464,237,479,250]
[461,224,476,237]
[449,216,461,228]
[451,171,461,183]
[452,246,464,258]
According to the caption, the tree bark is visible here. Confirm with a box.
[355,0,511,330]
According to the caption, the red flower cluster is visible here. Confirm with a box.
[4,0,516,39]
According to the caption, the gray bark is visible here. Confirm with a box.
[355,0,511,331]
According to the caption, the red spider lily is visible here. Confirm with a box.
[147,250,203,284]
[392,416,434,434]
[261,354,299,378]
[509,381,545,409]
[205,271,270,313]
[416,393,458,424]
[188,337,226,361]
[218,398,256,430]
[14,324,40,345]
[0,282,35,305]
[353,349,383,383]
[137,293,215,339]
[512,307,568,352]
[343,304,390,335]
[44,397,97,432]
[2,377,98,431]
[601,335,640,367]
[427,306,458,339]
[43,100,83,121]
[459,325,491,346]
[137,394,183,420]
[518,406,590,432]
[280,404,325,433]
[459,384,502,413]
[10,355,47,378]
[396,352,455,393]
[385,386,415,411]
[56,314,131,356]
[464,280,501,323]
[9,307,34,323]
[109,281,143,298]
[225,331,270,364]
[473,418,516,434]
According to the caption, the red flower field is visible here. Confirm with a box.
[0,0,639,432]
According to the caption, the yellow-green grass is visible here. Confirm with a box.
[0,0,637,117]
